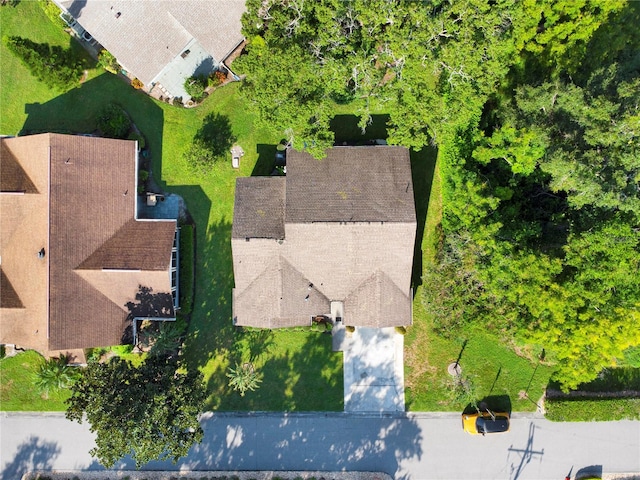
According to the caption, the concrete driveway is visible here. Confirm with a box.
[342,327,405,412]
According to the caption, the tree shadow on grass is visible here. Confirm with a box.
[207,329,343,412]
[330,114,389,144]
[1,436,60,480]
[194,112,236,157]
[410,147,438,294]
[181,217,235,375]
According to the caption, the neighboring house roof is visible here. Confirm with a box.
[58,0,245,97]
[232,146,417,329]
[0,134,176,352]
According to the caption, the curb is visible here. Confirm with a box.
[23,471,393,480]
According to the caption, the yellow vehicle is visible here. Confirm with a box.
[462,410,510,435]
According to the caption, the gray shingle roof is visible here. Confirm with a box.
[232,146,417,329]
[344,270,411,327]
[233,256,330,328]
[60,0,245,87]
[285,146,416,224]
[232,177,285,240]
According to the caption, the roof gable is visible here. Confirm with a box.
[78,219,175,271]
[0,267,24,309]
[234,256,330,327]
[344,270,411,328]
[1,142,38,193]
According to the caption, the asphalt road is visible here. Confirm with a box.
[1,412,639,480]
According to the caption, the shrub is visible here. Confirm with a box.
[111,344,133,355]
[545,397,640,422]
[208,69,226,88]
[97,103,131,138]
[128,131,146,150]
[395,326,407,335]
[37,0,66,27]
[131,77,144,89]
[98,49,120,74]
[173,96,184,107]
[184,75,207,101]
[3,35,83,89]
[346,325,355,333]
[138,169,149,183]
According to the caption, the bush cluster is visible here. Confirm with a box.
[545,397,640,422]
[96,103,131,138]
[184,75,207,101]
[97,49,120,74]
[3,35,84,89]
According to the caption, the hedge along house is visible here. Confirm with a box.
[0,134,178,359]
[53,0,246,101]
[232,146,417,330]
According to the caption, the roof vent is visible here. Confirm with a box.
[115,11,121,18]
[37,248,45,259]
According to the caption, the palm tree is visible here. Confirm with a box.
[226,362,262,396]
[34,354,77,398]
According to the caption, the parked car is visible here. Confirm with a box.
[462,410,510,435]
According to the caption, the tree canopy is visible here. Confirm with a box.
[66,354,206,468]
[237,0,640,391]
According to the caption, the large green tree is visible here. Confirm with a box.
[238,0,640,391]
[66,354,206,468]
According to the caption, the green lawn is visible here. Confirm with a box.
[1,1,553,413]
[0,351,70,411]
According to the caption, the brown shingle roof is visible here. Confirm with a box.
[78,219,175,271]
[232,177,285,240]
[285,146,416,224]
[0,134,176,352]
[232,146,417,329]
[1,141,38,193]
[0,268,24,309]
[0,134,51,352]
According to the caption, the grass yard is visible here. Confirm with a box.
[0,351,70,411]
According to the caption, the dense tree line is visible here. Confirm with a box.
[236,0,640,390]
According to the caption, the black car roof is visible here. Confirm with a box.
[476,416,510,433]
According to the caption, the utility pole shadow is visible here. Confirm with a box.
[508,422,544,480]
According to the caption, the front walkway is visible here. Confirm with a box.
[341,327,405,412]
